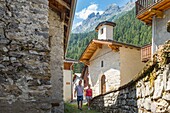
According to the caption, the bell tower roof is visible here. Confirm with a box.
[95,21,116,32]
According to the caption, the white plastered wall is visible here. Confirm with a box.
[120,47,145,86]
[152,8,170,54]
[63,70,72,101]
[88,45,120,96]
[98,25,113,40]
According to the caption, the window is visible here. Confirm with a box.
[167,20,170,32]
[101,28,103,34]
[101,61,104,67]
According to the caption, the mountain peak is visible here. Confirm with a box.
[72,1,135,33]
[87,12,96,19]
[107,3,118,8]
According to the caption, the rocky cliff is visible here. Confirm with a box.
[72,2,135,33]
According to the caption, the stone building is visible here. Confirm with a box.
[91,41,170,113]
[0,0,76,113]
[90,1,170,112]
[79,21,145,96]
[136,0,170,55]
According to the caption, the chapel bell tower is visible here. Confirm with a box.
[95,21,116,40]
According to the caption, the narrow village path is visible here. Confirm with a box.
[64,102,102,113]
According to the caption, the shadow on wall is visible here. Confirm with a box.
[91,40,170,113]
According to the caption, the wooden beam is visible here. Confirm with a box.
[49,2,66,20]
[148,17,152,20]
[55,0,71,10]
[64,0,76,54]
[87,49,96,53]
[142,19,152,25]
[145,21,152,26]
[108,44,112,49]
[93,40,112,45]
[150,9,164,18]
[97,44,102,49]
[66,16,70,20]
[139,8,163,24]
[80,59,90,65]
[108,45,119,52]
[158,2,170,11]
[49,3,61,16]
[81,57,90,60]
[64,22,68,27]
[88,48,97,51]
[61,11,66,22]
[140,12,153,21]
[49,0,63,11]
[136,0,170,23]
[89,45,98,49]
[84,52,93,56]
[137,10,150,20]
[91,41,103,49]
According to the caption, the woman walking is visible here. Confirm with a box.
[85,84,92,110]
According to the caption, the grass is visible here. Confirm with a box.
[64,102,102,113]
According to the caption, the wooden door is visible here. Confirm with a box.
[101,75,106,94]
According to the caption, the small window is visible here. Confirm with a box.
[101,28,103,34]
[167,20,170,32]
[101,61,104,67]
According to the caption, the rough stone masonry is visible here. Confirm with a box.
[91,40,170,113]
[0,0,64,113]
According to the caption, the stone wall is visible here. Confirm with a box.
[0,0,53,113]
[49,8,64,113]
[91,41,170,113]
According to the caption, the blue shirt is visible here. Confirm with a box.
[75,85,84,96]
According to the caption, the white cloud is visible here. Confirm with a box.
[75,4,104,20]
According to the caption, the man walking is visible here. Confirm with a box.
[74,80,84,110]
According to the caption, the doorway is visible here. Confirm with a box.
[101,75,106,94]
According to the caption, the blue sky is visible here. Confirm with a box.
[72,0,131,29]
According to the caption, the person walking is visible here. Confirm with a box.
[86,84,92,110]
[74,80,84,110]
